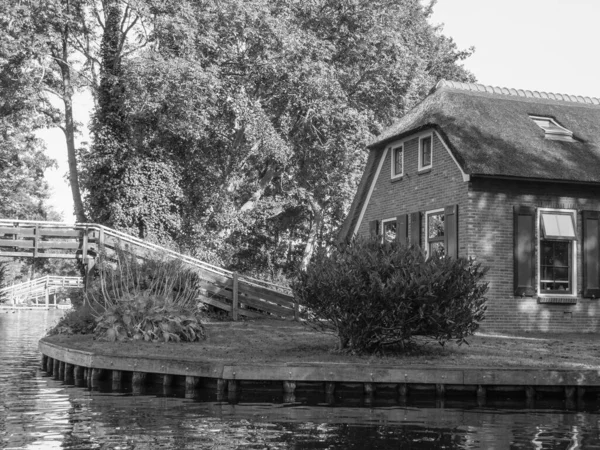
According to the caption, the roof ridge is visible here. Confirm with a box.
[436,79,600,106]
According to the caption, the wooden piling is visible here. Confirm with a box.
[46,357,54,374]
[64,363,74,383]
[565,386,576,404]
[283,381,296,394]
[435,384,446,398]
[132,371,147,387]
[364,383,376,397]
[185,376,200,397]
[41,354,47,371]
[53,359,60,379]
[163,374,174,387]
[325,382,336,395]
[74,366,84,386]
[228,380,239,393]
[398,383,408,398]
[216,378,227,392]
[525,386,535,401]
[58,361,65,381]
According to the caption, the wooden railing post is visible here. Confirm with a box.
[294,297,299,321]
[33,225,39,258]
[232,272,239,321]
[44,279,49,308]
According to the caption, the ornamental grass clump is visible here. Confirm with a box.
[292,238,488,353]
[88,250,206,343]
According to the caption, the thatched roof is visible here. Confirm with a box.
[371,80,600,183]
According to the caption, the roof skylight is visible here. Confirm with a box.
[530,116,576,142]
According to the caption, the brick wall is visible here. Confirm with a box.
[470,178,600,333]
[357,129,469,252]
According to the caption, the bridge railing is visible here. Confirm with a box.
[0,275,83,305]
[0,219,298,319]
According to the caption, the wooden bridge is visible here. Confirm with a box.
[0,219,298,320]
[0,275,82,307]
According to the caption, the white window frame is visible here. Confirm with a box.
[390,142,404,179]
[418,133,433,171]
[537,208,577,297]
[530,115,575,142]
[425,208,444,257]
[381,218,397,243]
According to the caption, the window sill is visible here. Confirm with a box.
[391,176,404,183]
[418,167,432,175]
[537,296,578,304]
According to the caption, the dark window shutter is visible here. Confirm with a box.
[583,211,600,298]
[444,205,458,258]
[410,212,421,247]
[396,214,408,245]
[369,220,379,238]
[514,206,536,297]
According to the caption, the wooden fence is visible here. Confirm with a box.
[0,219,298,320]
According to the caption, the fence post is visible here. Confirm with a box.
[33,225,39,258]
[45,279,49,308]
[232,272,239,321]
[294,296,299,321]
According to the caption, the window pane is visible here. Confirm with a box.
[383,221,396,242]
[428,213,444,239]
[553,241,569,266]
[421,137,432,167]
[541,213,576,239]
[429,241,445,257]
[540,239,572,293]
[394,147,403,175]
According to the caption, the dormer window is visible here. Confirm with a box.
[530,116,576,142]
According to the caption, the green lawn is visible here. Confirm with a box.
[43,318,600,370]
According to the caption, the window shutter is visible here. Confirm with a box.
[369,220,379,238]
[410,212,421,247]
[396,214,408,245]
[444,205,458,258]
[583,211,600,298]
[514,206,536,297]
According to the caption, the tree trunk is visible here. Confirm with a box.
[300,194,323,271]
[239,165,277,212]
[58,2,86,223]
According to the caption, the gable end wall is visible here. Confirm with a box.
[357,131,468,253]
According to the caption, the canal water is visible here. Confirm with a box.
[2,311,600,449]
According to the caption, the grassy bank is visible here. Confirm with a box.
[43,319,600,370]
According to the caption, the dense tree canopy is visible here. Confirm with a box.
[1,0,475,281]
[83,0,473,276]
[0,1,55,219]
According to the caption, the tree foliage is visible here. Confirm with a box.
[292,238,489,353]
[0,1,56,219]
[81,0,474,277]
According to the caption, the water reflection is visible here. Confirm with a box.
[2,310,600,449]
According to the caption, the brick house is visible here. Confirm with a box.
[338,80,600,333]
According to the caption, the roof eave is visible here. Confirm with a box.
[471,173,600,186]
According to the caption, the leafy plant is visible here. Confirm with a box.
[94,295,205,342]
[47,302,99,336]
[88,250,206,342]
[292,238,488,353]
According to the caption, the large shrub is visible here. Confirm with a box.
[292,238,488,353]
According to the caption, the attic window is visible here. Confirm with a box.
[530,116,576,142]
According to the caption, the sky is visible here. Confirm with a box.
[42,0,600,222]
